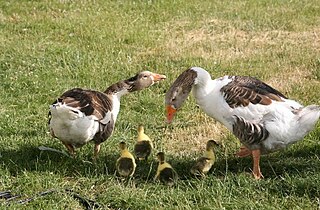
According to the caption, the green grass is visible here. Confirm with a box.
[1,0,320,209]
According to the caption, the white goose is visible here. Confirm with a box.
[49,71,166,159]
[165,67,320,179]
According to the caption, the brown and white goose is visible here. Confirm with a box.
[49,71,166,159]
[165,67,320,179]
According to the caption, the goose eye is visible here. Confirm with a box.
[70,110,78,114]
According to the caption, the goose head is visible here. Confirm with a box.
[137,125,145,133]
[206,140,219,151]
[128,71,166,92]
[105,71,166,95]
[165,68,199,123]
[119,141,127,151]
[156,152,166,163]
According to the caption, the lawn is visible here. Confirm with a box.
[0,0,319,209]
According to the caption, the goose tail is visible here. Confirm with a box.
[297,105,320,133]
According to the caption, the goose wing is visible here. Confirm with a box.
[49,88,114,142]
[221,76,287,108]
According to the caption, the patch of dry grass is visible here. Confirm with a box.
[160,110,230,156]
[266,67,317,96]
[161,19,320,60]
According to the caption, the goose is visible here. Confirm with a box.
[116,141,136,177]
[154,152,177,186]
[190,140,219,177]
[49,71,166,159]
[134,125,153,161]
[165,67,320,179]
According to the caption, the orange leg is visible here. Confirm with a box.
[252,149,263,180]
[235,146,252,157]
[62,142,75,156]
[93,143,101,161]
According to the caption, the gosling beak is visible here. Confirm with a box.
[152,73,166,82]
[166,105,177,124]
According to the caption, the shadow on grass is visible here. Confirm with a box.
[168,142,319,180]
[0,143,120,178]
[212,143,320,178]
[1,142,319,195]
[0,142,161,184]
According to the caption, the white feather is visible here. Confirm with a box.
[49,102,99,147]
[190,67,320,154]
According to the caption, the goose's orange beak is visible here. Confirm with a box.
[166,105,177,124]
[152,73,166,82]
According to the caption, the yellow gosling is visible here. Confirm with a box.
[134,125,153,161]
[191,140,219,177]
[155,152,176,186]
[116,141,136,177]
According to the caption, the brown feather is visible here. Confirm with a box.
[54,88,112,118]
[134,141,152,161]
[116,157,135,177]
[232,115,269,149]
[221,76,286,108]
[165,68,197,105]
